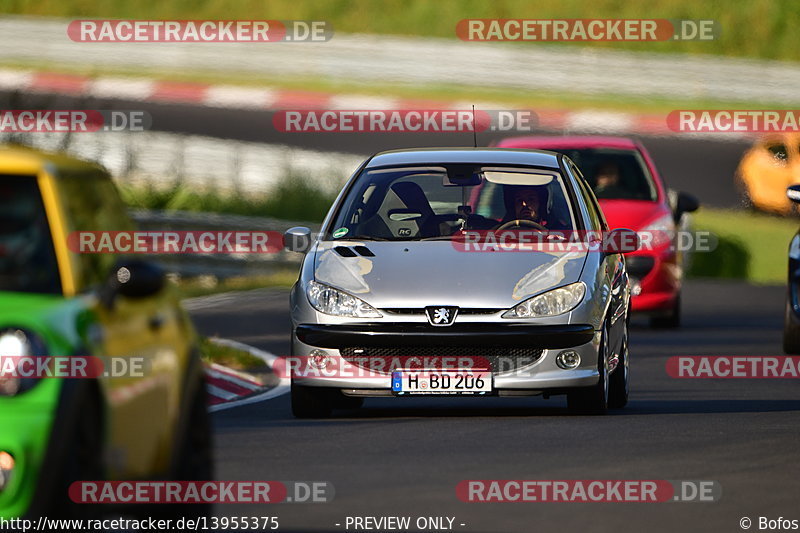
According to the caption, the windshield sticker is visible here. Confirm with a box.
[333,227,349,238]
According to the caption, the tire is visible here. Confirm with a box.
[158,379,213,519]
[783,297,800,354]
[48,389,105,518]
[291,382,333,418]
[175,380,214,482]
[650,295,681,329]
[567,324,609,415]
[608,322,629,409]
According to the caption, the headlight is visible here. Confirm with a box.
[0,451,14,492]
[503,282,586,318]
[638,213,675,249]
[0,329,47,396]
[307,280,382,318]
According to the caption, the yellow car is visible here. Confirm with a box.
[737,133,800,215]
[0,145,211,518]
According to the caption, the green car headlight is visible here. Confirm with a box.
[0,328,48,396]
[307,280,382,318]
[503,282,587,318]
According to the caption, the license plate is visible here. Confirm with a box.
[391,369,492,395]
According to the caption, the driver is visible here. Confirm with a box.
[592,162,626,199]
[502,185,549,226]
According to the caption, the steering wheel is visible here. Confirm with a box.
[493,219,547,232]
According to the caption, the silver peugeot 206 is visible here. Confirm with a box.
[285,148,637,418]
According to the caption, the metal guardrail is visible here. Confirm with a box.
[131,209,320,278]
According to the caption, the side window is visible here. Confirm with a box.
[0,175,61,294]
[55,171,135,291]
[571,162,608,231]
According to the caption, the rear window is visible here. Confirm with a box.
[0,175,61,295]
[550,148,658,201]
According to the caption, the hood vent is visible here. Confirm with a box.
[353,246,375,257]
[334,246,358,257]
[334,245,375,258]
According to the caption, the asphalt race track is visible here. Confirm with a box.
[188,281,799,533]
[0,91,750,208]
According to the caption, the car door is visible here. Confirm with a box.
[569,161,627,357]
[47,168,188,479]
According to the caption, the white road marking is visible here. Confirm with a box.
[209,378,290,412]
[89,77,156,100]
[0,68,33,90]
[207,365,262,391]
[206,383,239,401]
[205,85,278,109]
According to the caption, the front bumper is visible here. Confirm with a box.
[627,249,680,313]
[0,380,61,519]
[292,324,601,392]
[296,323,595,349]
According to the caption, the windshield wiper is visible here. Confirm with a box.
[336,234,390,241]
[417,235,458,241]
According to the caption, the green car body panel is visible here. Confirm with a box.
[0,291,95,518]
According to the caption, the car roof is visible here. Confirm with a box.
[366,147,563,169]
[0,144,107,176]
[496,136,640,151]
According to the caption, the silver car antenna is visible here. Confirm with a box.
[472,105,478,147]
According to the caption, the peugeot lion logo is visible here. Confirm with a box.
[426,306,458,326]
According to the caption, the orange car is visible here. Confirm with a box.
[737,133,800,215]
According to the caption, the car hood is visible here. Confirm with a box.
[0,291,89,352]
[312,241,587,309]
[598,200,671,230]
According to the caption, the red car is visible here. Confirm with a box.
[496,136,698,327]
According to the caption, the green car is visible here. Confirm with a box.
[0,145,211,518]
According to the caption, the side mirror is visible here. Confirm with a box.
[603,228,640,254]
[674,191,699,221]
[787,185,800,204]
[101,259,166,308]
[284,226,313,253]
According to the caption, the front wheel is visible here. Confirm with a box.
[175,380,214,482]
[783,296,800,354]
[291,382,333,418]
[650,295,681,329]
[608,323,629,409]
[47,388,105,518]
[155,379,214,519]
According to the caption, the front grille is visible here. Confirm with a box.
[625,256,656,279]
[381,308,502,315]
[340,346,544,374]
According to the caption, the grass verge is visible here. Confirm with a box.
[199,337,265,370]
[5,0,800,61]
[174,269,297,299]
[688,208,796,285]
[120,179,337,222]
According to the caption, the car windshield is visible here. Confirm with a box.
[554,148,658,201]
[0,175,61,295]
[327,165,577,241]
